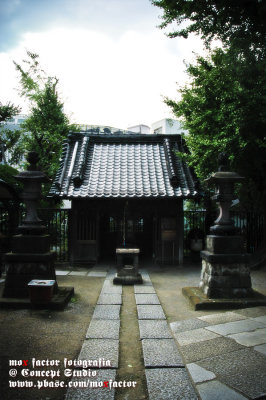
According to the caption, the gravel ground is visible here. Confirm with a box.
[0,262,265,400]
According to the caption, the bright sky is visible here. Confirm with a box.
[0,0,204,129]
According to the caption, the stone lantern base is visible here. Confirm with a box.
[199,235,252,298]
[3,252,56,298]
[182,235,266,310]
[113,248,143,285]
[1,233,74,309]
[2,233,57,298]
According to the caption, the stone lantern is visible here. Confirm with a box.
[16,151,48,235]
[183,154,266,309]
[207,153,244,235]
[3,152,57,298]
[199,153,252,298]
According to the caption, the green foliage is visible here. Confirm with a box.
[152,0,266,212]
[11,51,79,182]
[0,164,20,188]
[152,0,266,51]
[0,101,22,164]
[166,47,266,211]
[0,102,21,123]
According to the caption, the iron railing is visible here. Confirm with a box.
[184,210,266,255]
[0,208,9,236]
[38,208,70,262]
[0,207,70,262]
[1,207,265,261]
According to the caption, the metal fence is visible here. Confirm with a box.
[0,207,71,262]
[231,211,265,253]
[184,210,206,257]
[1,207,265,261]
[38,208,70,262]
[184,210,266,255]
[0,208,9,236]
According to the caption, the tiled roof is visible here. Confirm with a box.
[49,131,199,199]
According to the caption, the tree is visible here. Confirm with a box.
[9,51,78,181]
[166,47,266,211]
[151,0,266,51]
[152,0,266,211]
[0,101,21,165]
[0,102,21,123]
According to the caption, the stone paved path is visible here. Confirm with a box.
[135,274,197,400]
[65,268,197,399]
[60,266,266,399]
[171,309,266,399]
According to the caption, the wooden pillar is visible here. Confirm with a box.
[178,200,184,265]
[96,210,100,262]
[152,214,157,263]
[69,204,76,266]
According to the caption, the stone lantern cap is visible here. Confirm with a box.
[205,152,244,185]
[205,170,245,185]
[15,152,49,183]
[203,152,245,235]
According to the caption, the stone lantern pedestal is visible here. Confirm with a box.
[183,153,266,309]
[200,156,252,298]
[113,248,142,285]
[1,152,73,307]
[200,235,251,298]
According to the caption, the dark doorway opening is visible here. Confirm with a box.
[99,214,153,261]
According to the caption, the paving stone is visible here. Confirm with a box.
[141,276,152,283]
[198,348,266,399]
[91,265,109,270]
[78,339,119,368]
[228,327,266,346]
[173,328,219,346]
[254,343,266,355]
[88,271,107,277]
[198,347,266,377]
[66,369,116,400]
[135,294,160,305]
[92,305,121,320]
[137,305,166,320]
[138,320,172,339]
[186,363,216,383]
[139,271,151,280]
[179,337,245,363]
[220,371,266,399]
[235,306,266,318]
[198,312,247,325]
[205,320,265,336]
[69,271,88,276]
[134,286,156,294]
[251,315,266,325]
[86,320,120,339]
[137,279,152,286]
[170,318,209,333]
[105,269,116,279]
[55,270,70,276]
[145,368,198,400]
[197,380,248,400]
[142,339,183,367]
[97,294,122,305]
[101,280,122,294]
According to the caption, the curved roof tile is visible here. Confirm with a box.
[49,131,199,199]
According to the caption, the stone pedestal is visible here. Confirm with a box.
[3,232,58,298]
[113,248,143,285]
[200,235,252,298]
[2,152,58,299]
[183,153,266,309]
[3,250,57,298]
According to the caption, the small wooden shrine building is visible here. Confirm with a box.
[49,130,199,266]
